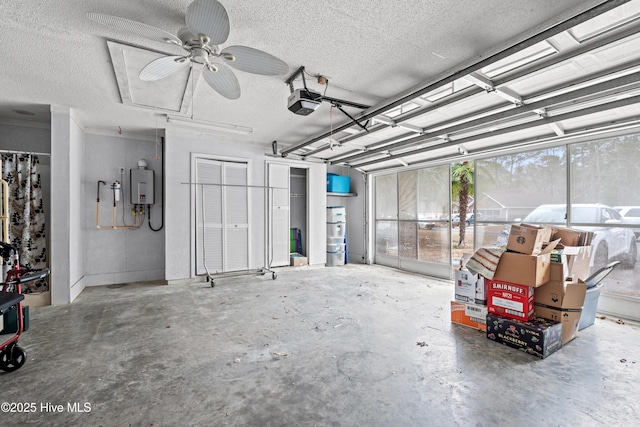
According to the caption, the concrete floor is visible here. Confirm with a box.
[2,264,639,426]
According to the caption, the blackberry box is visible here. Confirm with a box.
[486,313,562,359]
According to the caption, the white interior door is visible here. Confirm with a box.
[195,158,249,274]
[224,163,249,271]
[268,163,290,267]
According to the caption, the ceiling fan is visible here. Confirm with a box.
[87,0,289,100]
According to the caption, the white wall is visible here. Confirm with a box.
[50,105,83,304]
[81,132,165,287]
[164,128,326,282]
[0,121,50,152]
[69,118,85,300]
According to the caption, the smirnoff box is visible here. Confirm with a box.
[487,279,534,322]
[486,313,563,359]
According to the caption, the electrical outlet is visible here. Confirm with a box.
[119,167,125,174]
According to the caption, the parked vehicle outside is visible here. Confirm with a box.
[522,204,637,269]
[614,206,640,238]
[451,212,481,227]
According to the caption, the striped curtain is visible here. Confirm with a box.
[2,154,47,293]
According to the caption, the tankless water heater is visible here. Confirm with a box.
[130,169,154,205]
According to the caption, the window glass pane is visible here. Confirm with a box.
[476,147,567,222]
[570,137,639,297]
[418,226,449,263]
[375,174,397,220]
[476,223,509,247]
[398,171,417,220]
[417,166,450,221]
[376,221,398,256]
[399,222,417,259]
[417,165,451,264]
[570,135,640,207]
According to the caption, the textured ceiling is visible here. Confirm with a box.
[0,0,611,150]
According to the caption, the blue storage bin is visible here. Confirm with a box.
[327,173,351,193]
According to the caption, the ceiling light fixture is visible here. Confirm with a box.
[166,115,253,135]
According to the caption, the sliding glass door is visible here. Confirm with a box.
[374,165,451,278]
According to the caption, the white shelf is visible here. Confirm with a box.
[327,192,357,197]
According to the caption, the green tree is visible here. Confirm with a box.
[452,161,474,247]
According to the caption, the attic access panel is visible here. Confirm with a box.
[107,40,193,114]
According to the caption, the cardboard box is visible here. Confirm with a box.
[454,269,476,303]
[534,278,586,344]
[486,313,563,359]
[534,279,587,309]
[290,253,308,267]
[551,227,595,247]
[550,245,592,282]
[487,279,535,321]
[476,275,488,306]
[549,263,565,282]
[455,270,489,305]
[534,304,582,345]
[493,240,559,287]
[507,224,552,255]
[450,301,487,331]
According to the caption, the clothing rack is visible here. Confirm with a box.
[187,181,284,287]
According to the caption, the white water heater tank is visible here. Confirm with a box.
[130,168,154,205]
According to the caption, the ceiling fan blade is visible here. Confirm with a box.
[220,46,289,76]
[186,0,230,45]
[201,62,241,99]
[139,56,190,81]
[87,13,182,45]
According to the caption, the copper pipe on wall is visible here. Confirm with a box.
[95,180,144,230]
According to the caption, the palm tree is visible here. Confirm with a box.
[452,161,474,247]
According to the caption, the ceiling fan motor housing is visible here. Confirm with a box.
[190,48,210,64]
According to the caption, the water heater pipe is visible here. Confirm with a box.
[96,180,144,229]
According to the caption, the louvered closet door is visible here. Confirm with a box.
[224,162,249,271]
[195,159,249,275]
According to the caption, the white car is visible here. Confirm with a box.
[522,204,637,270]
[614,206,640,238]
